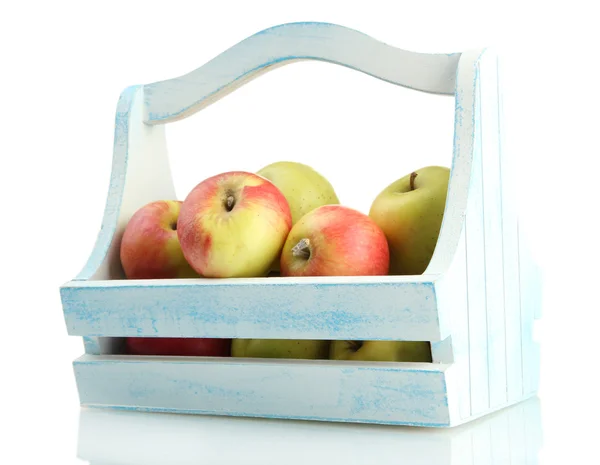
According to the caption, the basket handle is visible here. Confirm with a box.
[142,22,461,125]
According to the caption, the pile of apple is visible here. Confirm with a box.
[119,161,450,363]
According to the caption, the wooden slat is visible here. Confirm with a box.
[435,228,471,422]
[61,277,443,341]
[479,51,508,409]
[74,355,451,426]
[497,54,524,403]
[466,74,490,415]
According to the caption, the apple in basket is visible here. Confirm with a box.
[329,340,432,362]
[369,166,450,275]
[177,171,292,278]
[119,200,199,279]
[125,337,232,357]
[256,161,340,226]
[280,205,390,276]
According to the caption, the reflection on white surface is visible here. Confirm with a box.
[77,397,542,465]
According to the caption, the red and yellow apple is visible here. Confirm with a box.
[119,200,199,279]
[280,205,389,277]
[124,337,231,357]
[329,340,432,362]
[178,171,292,278]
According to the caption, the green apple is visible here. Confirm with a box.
[231,339,330,360]
[369,165,450,275]
[257,161,340,226]
[330,341,432,362]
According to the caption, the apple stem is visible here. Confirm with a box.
[410,172,418,191]
[291,238,311,260]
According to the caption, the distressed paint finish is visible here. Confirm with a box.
[435,227,470,422]
[58,22,543,427]
[74,355,451,426]
[465,67,491,416]
[62,277,441,341]
[143,22,461,124]
[69,84,176,355]
[479,51,508,410]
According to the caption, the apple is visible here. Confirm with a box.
[257,161,340,225]
[119,200,199,279]
[124,337,231,357]
[231,339,330,359]
[177,171,292,278]
[369,166,450,275]
[329,340,432,362]
[280,205,389,277]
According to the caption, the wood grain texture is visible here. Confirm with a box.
[465,61,491,416]
[479,50,508,410]
[142,22,461,124]
[74,354,451,426]
[62,276,442,341]
[435,228,470,422]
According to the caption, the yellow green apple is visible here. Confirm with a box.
[257,161,340,225]
[280,205,389,277]
[177,171,292,278]
[231,339,330,360]
[119,200,199,279]
[329,340,432,362]
[369,165,450,275]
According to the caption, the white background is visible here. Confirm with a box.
[1,1,599,463]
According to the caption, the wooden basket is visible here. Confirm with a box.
[60,21,542,427]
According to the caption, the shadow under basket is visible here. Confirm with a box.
[60,21,542,427]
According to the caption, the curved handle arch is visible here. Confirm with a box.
[143,22,461,124]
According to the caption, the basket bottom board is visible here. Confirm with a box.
[73,354,454,426]
[72,354,534,427]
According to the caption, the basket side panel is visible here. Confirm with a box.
[74,356,451,426]
[464,57,490,417]
[75,86,176,282]
[62,278,442,341]
[67,86,176,354]
[497,57,525,404]
[478,50,508,410]
[436,227,471,422]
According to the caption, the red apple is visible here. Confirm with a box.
[280,205,390,277]
[124,337,231,357]
[120,200,199,279]
[178,171,292,278]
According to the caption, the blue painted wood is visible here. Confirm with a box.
[62,277,442,341]
[466,68,491,415]
[74,355,451,426]
[435,227,471,422]
[142,22,461,125]
[479,50,508,410]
